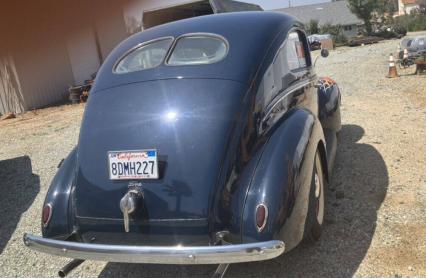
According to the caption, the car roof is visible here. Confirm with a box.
[93,12,297,93]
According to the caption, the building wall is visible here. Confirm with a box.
[343,24,359,38]
[13,39,75,111]
[398,0,420,15]
[0,2,127,114]
[95,5,128,61]
[67,28,101,85]
[405,4,420,14]
[0,55,25,114]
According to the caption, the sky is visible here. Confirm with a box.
[242,0,331,10]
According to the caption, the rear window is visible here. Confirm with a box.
[114,38,173,74]
[167,35,228,65]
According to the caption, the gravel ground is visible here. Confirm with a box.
[0,32,425,278]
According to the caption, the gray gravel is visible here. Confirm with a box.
[0,32,425,278]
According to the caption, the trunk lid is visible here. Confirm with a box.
[74,78,247,243]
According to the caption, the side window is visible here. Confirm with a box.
[286,32,308,71]
[257,30,310,111]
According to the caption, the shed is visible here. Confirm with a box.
[143,0,263,29]
[0,1,127,115]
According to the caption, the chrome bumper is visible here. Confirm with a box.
[23,234,284,264]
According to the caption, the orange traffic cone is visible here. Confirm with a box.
[387,53,398,78]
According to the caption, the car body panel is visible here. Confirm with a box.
[75,78,249,244]
[28,11,341,266]
[42,147,77,239]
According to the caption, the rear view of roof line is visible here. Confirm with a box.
[93,12,296,92]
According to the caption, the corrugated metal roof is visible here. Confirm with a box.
[274,1,364,26]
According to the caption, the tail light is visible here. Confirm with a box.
[255,203,268,232]
[42,204,52,227]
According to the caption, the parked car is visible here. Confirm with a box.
[308,34,333,50]
[23,11,341,277]
[398,36,426,59]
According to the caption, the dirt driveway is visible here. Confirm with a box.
[0,34,425,278]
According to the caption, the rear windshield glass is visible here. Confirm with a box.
[114,38,173,74]
[167,36,228,65]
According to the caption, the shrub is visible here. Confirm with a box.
[320,23,348,44]
[307,19,320,35]
[393,14,426,32]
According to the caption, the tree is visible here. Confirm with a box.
[308,19,320,34]
[373,0,398,28]
[347,0,379,34]
[321,23,348,44]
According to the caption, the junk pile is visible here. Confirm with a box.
[0,112,16,121]
[396,36,426,76]
[308,34,334,50]
[68,73,96,104]
[347,36,382,47]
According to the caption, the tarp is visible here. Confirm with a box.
[143,0,262,29]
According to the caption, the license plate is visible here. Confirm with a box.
[108,150,159,180]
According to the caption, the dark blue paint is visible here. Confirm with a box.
[42,11,341,250]
[42,147,77,239]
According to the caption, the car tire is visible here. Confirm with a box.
[303,150,325,243]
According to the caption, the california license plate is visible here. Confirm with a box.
[108,150,159,180]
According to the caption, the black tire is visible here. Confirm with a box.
[303,151,325,243]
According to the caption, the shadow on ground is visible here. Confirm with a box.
[98,124,388,278]
[0,156,40,254]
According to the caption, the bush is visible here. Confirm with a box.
[393,14,426,32]
[320,23,348,44]
[307,20,320,35]
[375,30,401,39]
[393,24,408,36]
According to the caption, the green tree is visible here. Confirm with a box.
[347,0,379,34]
[321,23,348,44]
[308,19,320,34]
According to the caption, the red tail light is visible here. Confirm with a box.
[255,204,268,232]
[42,204,52,227]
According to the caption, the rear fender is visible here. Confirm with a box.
[318,80,341,132]
[241,109,325,251]
[42,147,77,239]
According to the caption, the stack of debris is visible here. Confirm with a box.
[68,73,96,104]
[0,112,16,121]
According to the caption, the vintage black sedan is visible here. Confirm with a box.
[24,11,341,277]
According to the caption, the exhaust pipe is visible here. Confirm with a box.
[58,259,84,277]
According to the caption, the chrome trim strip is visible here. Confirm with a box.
[23,234,284,265]
[112,36,175,74]
[164,32,229,66]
